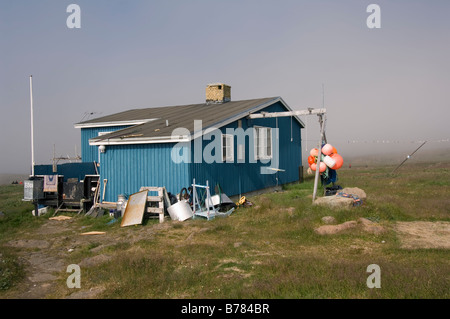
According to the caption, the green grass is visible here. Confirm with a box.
[0,247,25,291]
[0,185,41,241]
[0,162,449,298]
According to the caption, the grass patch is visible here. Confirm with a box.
[0,248,25,291]
[0,162,449,298]
[0,185,40,241]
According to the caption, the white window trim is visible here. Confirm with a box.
[222,134,234,162]
[254,126,273,161]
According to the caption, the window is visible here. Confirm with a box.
[222,134,234,162]
[254,126,272,160]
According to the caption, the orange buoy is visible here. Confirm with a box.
[331,153,344,169]
[308,155,316,165]
[319,162,327,173]
[310,163,317,171]
[310,148,319,157]
[322,144,333,156]
[332,146,338,154]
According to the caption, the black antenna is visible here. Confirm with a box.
[80,111,101,122]
[391,141,427,173]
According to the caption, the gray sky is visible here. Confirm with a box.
[1,0,449,174]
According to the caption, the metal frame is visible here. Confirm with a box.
[191,179,234,220]
[192,179,215,220]
[249,107,327,202]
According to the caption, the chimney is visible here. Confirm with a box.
[206,83,231,103]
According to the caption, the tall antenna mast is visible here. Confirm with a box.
[312,84,326,202]
[322,83,325,109]
[30,75,35,176]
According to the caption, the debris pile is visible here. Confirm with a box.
[112,179,239,226]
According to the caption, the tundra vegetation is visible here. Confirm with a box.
[0,161,448,299]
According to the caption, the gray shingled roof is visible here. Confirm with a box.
[81,97,304,144]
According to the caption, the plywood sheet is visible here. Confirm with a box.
[120,190,148,227]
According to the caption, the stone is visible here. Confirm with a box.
[342,187,367,200]
[315,221,358,235]
[313,195,354,209]
[321,216,337,224]
[6,239,50,249]
[358,218,386,235]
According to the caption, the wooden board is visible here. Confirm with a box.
[120,190,148,227]
[80,231,106,235]
[49,215,72,221]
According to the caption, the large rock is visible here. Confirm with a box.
[342,187,367,200]
[313,195,354,209]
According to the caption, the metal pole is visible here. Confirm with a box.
[206,180,210,219]
[312,114,325,202]
[322,83,325,111]
[391,141,427,174]
[192,178,196,215]
[30,75,35,176]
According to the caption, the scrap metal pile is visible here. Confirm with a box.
[117,179,239,227]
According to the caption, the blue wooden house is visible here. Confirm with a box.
[74,84,304,202]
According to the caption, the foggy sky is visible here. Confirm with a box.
[1,0,449,174]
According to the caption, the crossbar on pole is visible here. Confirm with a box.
[247,108,326,119]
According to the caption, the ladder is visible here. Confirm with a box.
[139,186,168,223]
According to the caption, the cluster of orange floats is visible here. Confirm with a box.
[307,143,344,173]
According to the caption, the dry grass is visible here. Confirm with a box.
[0,161,449,299]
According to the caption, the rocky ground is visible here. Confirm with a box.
[2,216,170,299]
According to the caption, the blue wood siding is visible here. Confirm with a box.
[99,143,190,202]
[80,126,131,163]
[88,101,302,202]
[189,101,302,196]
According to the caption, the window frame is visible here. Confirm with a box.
[253,126,273,161]
[222,133,234,162]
